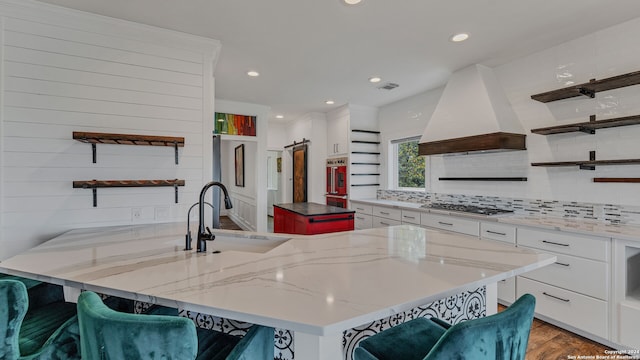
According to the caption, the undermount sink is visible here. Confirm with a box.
[206,233,290,254]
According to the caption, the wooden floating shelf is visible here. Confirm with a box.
[351,162,380,165]
[531,151,640,170]
[73,132,185,164]
[593,178,640,183]
[531,70,640,103]
[531,114,640,135]
[73,132,184,146]
[351,173,380,176]
[73,179,185,188]
[439,177,528,181]
[351,184,380,187]
[73,179,185,207]
[351,151,381,155]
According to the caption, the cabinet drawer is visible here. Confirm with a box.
[420,213,479,236]
[519,250,609,300]
[518,228,609,261]
[498,277,516,303]
[480,222,516,244]
[354,214,373,230]
[401,210,422,225]
[517,277,608,339]
[351,202,373,215]
[372,216,401,228]
[373,206,402,221]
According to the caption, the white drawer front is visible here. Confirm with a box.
[517,277,608,339]
[518,228,610,261]
[619,301,640,349]
[519,250,609,300]
[498,277,516,303]
[373,206,402,221]
[372,216,402,228]
[354,214,373,230]
[420,213,479,236]
[351,202,373,215]
[480,222,516,244]
[401,210,422,225]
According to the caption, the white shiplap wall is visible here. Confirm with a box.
[0,0,220,259]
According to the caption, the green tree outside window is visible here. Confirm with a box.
[397,140,425,188]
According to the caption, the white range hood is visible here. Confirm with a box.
[419,64,526,155]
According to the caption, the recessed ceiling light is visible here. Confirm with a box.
[325,100,335,105]
[247,70,260,77]
[369,76,382,83]
[450,33,469,42]
[275,115,284,119]
[343,0,362,5]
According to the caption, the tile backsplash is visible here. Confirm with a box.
[376,190,640,226]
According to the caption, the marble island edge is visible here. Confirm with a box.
[0,222,555,337]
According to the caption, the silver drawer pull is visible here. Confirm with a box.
[486,230,506,236]
[543,292,570,303]
[500,279,507,283]
[542,240,569,247]
[380,222,390,226]
[554,262,570,267]
[380,211,390,215]
[438,222,453,226]
[404,216,416,219]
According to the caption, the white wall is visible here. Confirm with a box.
[276,112,327,204]
[0,0,220,259]
[378,16,640,207]
[378,88,442,190]
[214,99,270,232]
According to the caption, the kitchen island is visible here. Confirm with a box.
[0,223,555,360]
[273,202,355,235]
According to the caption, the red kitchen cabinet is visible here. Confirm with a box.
[274,203,355,235]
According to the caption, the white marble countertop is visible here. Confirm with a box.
[351,198,640,241]
[0,223,554,336]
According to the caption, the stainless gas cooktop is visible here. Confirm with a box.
[421,202,513,216]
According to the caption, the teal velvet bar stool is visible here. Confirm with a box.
[354,293,536,360]
[77,291,274,360]
[0,279,81,360]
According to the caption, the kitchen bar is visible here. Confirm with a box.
[0,223,554,359]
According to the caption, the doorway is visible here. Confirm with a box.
[266,150,283,231]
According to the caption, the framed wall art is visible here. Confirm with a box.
[235,144,245,187]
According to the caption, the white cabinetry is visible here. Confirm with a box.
[480,222,517,304]
[420,213,479,236]
[613,238,640,348]
[372,205,401,228]
[401,210,421,225]
[351,201,373,230]
[327,107,349,156]
[517,227,611,340]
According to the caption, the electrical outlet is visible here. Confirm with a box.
[132,207,143,222]
[155,206,170,221]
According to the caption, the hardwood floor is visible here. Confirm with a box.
[219,216,242,230]
[498,305,612,359]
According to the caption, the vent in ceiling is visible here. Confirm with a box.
[378,82,399,90]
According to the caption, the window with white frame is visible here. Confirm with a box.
[391,136,425,190]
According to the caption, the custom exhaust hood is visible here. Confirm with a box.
[419,64,526,156]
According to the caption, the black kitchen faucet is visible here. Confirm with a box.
[192,181,233,252]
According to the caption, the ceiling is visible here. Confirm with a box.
[35,0,640,123]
